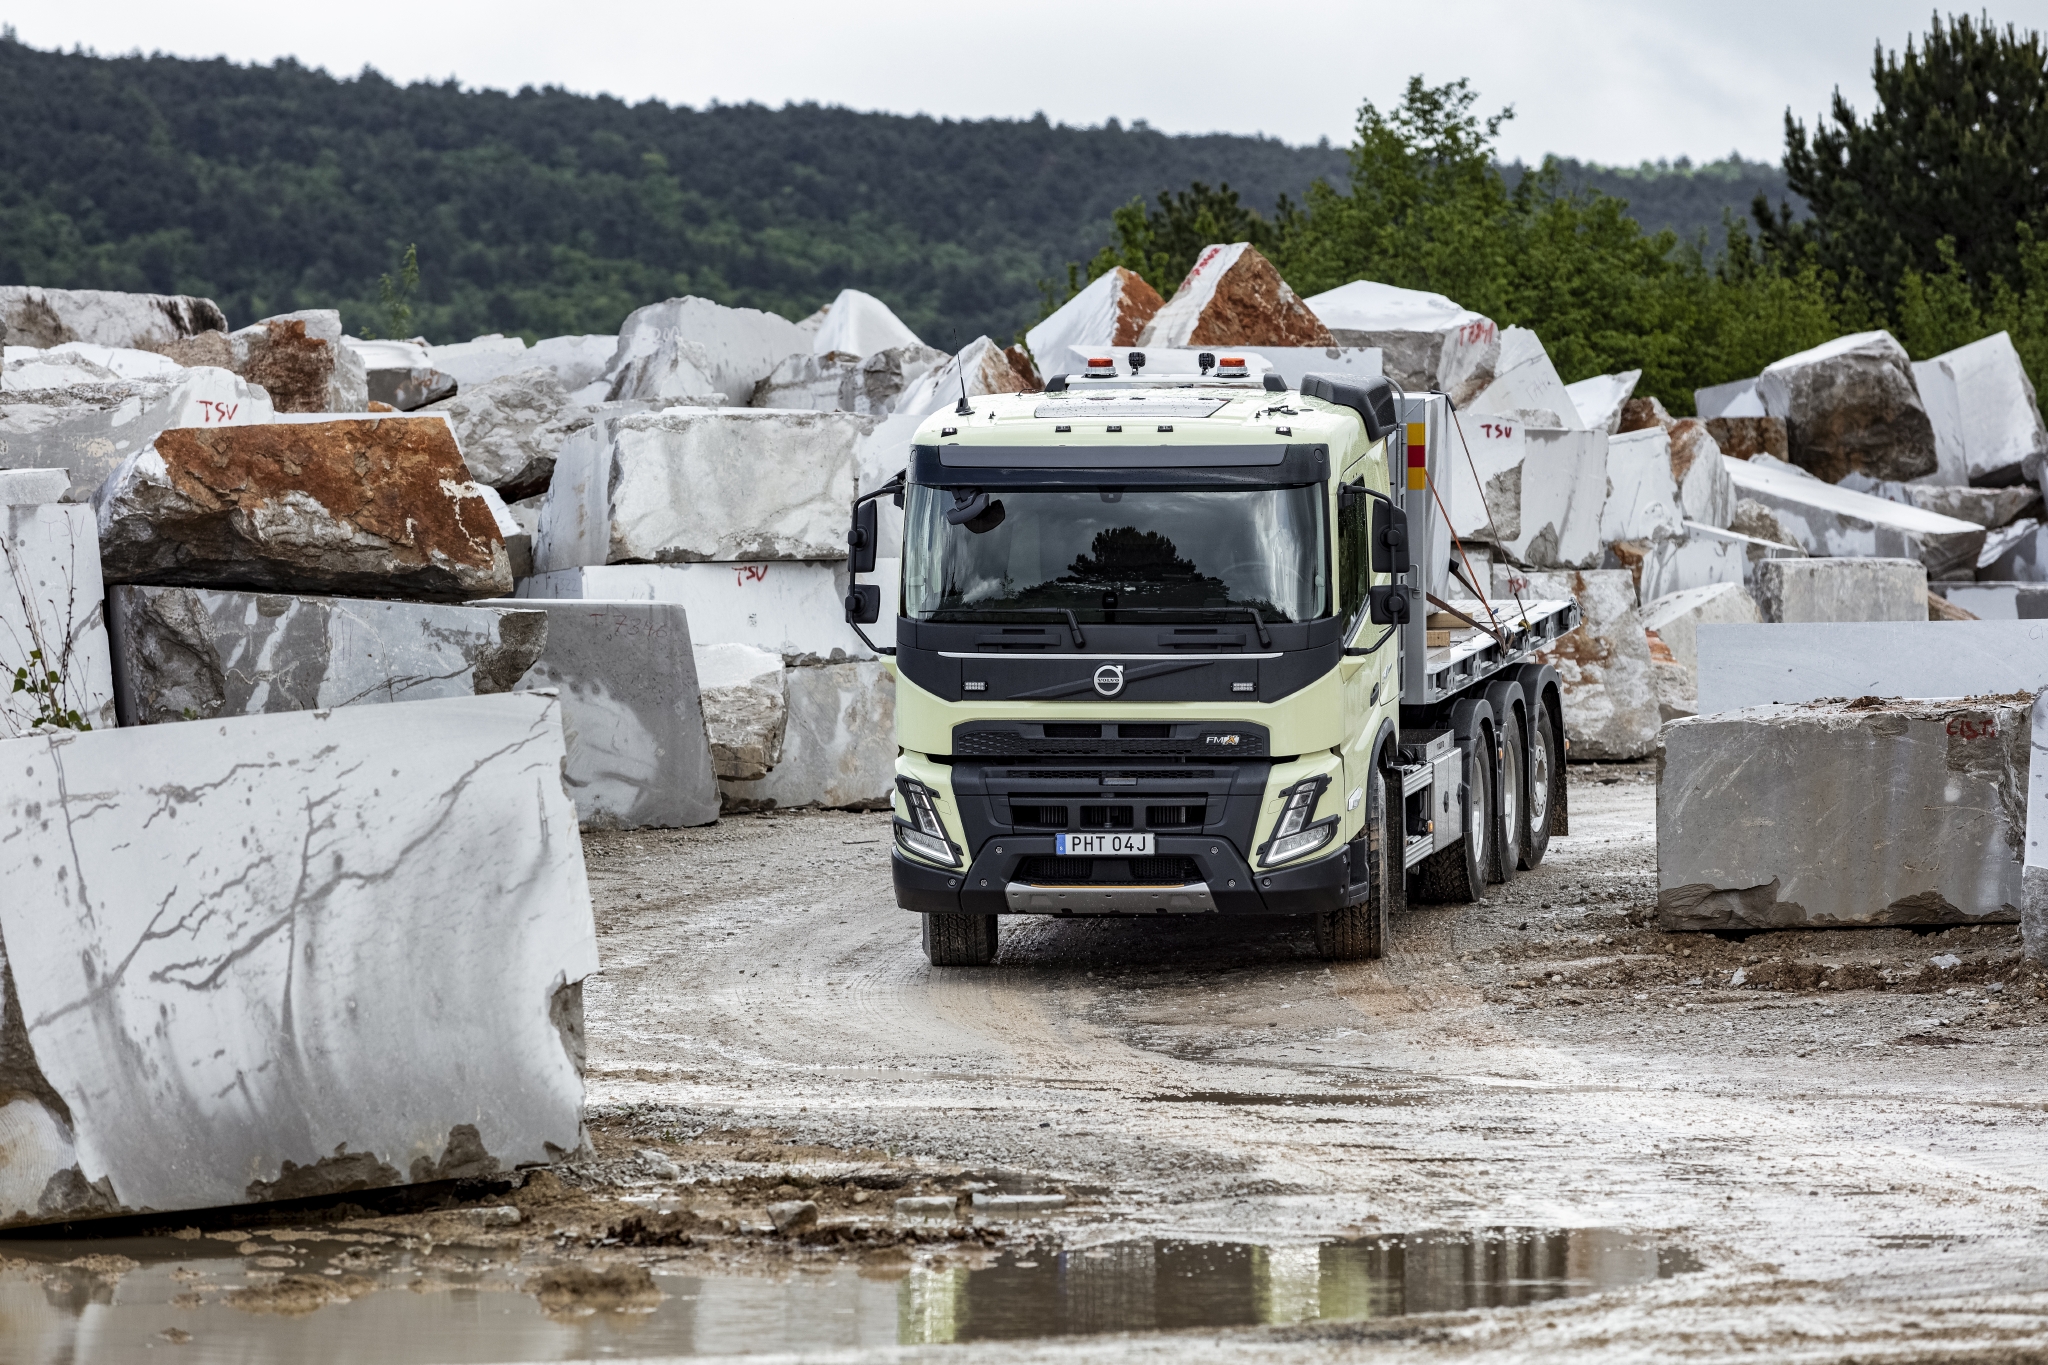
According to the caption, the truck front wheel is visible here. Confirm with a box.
[922,911,998,966]
[1313,767,1394,961]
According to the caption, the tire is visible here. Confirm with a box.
[1315,765,1395,961]
[1519,703,1557,870]
[1490,711,1523,884]
[922,911,998,965]
[1414,729,1490,904]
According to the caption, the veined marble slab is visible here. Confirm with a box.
[0,691,597,1225]
[1697,620,2048,713]
[1,501,117,734]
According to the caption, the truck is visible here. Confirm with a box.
[844,350,1580,965]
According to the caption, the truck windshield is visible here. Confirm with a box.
[903,485,1326,624]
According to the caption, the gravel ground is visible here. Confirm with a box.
[569,761,2048,1361]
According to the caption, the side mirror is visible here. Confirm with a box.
[1367,584,1410,626]
[1372,501,1410,575]
[849,499,878,574]
[845,584,881,625]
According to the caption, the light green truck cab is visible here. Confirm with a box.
[843,356,1577,966]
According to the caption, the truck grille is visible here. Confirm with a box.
[1015,856,1202,885]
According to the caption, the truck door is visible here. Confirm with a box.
[1335,455,1390,843]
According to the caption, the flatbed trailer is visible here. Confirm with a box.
[845,351,1578,964]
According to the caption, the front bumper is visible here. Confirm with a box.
[891,835,1352,918]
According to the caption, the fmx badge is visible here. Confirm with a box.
[1205,734,1241,746]
[1092,664,1125,697]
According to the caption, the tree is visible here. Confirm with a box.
[1772,13,2048,301]
[364,243,419,340]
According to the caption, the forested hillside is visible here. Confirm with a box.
[0,35,1351,345]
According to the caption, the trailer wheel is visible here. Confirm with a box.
[1519,705,1557,870]
[922,912,998,966]
[1314,767,1393,961]
[1490,711,1524,884]
[1414,730,1490,904]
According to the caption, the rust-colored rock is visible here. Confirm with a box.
[97,417,512,600]
[1136,243,1333,348]
[1109,269,1166,344]
[1022,267,1165,373]
[1617,396,1673,434]
[1002,345,1042,392]
[237,318,336,414]
[1706,415,1790,460]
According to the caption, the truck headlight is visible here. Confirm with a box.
[1260,776,1336,866]
[894,778,961,868]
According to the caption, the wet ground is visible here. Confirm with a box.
[8,764,2048,1361]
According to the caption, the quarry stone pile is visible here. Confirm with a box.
[1659,695,2029,931]
[1757,331,1938,482]
[0,285,228,351]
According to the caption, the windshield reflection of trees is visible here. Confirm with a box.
[936,525,1288,622]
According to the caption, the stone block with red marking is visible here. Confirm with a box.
[1136,243,1332,348]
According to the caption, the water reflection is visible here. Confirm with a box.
[0,1227,1692,1360]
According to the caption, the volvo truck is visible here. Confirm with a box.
[844,352,1579,965]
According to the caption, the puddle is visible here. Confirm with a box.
[0,1227,1694,1358]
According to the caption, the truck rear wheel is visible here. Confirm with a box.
[1490,711,1524,884]
[922,912,998,966]
[1519,706,1557,869]
[1414,730,1490,904]
[1314,767,1393,961]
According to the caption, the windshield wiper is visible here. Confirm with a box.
[940,606,1086,647]
[1106,605,1274,647]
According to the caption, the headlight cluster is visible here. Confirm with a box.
[894,778,960,867]
[1260,776,1336,866]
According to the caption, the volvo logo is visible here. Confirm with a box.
[1092,664,1126,697]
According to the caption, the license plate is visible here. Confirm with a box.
[1056,832,1152,856]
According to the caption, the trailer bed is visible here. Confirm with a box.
[1416,597,1581,704]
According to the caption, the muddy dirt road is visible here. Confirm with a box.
[570,764,2048,1360]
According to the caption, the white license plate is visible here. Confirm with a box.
[1056,832,1152,856]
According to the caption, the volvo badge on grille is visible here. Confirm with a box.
[1092,664,1125,697]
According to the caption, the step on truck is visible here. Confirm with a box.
[844,350,1580,965]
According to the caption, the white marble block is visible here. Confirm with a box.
[0,691,598,1226]
[2025,690,2048,963]
[1725,454,1984,580]
[1,501,117,733]
[718,660,895,811]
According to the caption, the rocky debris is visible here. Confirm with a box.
[1466,327,1583,428]
[1,501,119,733]
[422,367,604,501]
[2024,691,2048,964]
[0,690,597,1226]
[718,660,895,811]
[838,345,950,417]
[1667,420,1734,528]
[1757,330,1938,482]
[342,338,455,411]
[106,586,547,725]
[805,288,922,358]
[1913,331,2048,487]
[1658,694,2029,931]
[1024,268,1166,374]
[1706,415,1790,461]
[1493,566,1659,759]
[604,296,806,408]
[695,642,788,781]
[0,357,277,500]
[480,598,719,829]
[1599,426,1684,549]
[1726,453,1984,580]
[1617,396,1672,433]
[534,408,860,570]
[1564,369,1640,434]
[1304,279,1498,404]
[1928,589,1979,621]
[0,285,226,351]
[767,1200,819,1233]
[96,417,513,601]
[1451,425,1609,569]
[1754,557,1928,623]
[1696,620,2048,712]
[1694,377,1764,419]
[1136,243,1331,348]
[890,337,1038,422]
[517,559,893,664]
[229,310,369,414]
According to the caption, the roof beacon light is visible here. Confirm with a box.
[1085,356,1116,377]
[1216,356,1250,378]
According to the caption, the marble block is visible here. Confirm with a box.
[108,585,548,725]
[1,501,117,733]
[1696,621,2048,713]
[1659,695,2027,930]
[718,660,895,811]
[0,691,598,1226]
[483,598,719,829]
[2024,690,2048,963]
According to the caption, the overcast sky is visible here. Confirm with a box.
[8,2,2048,165]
